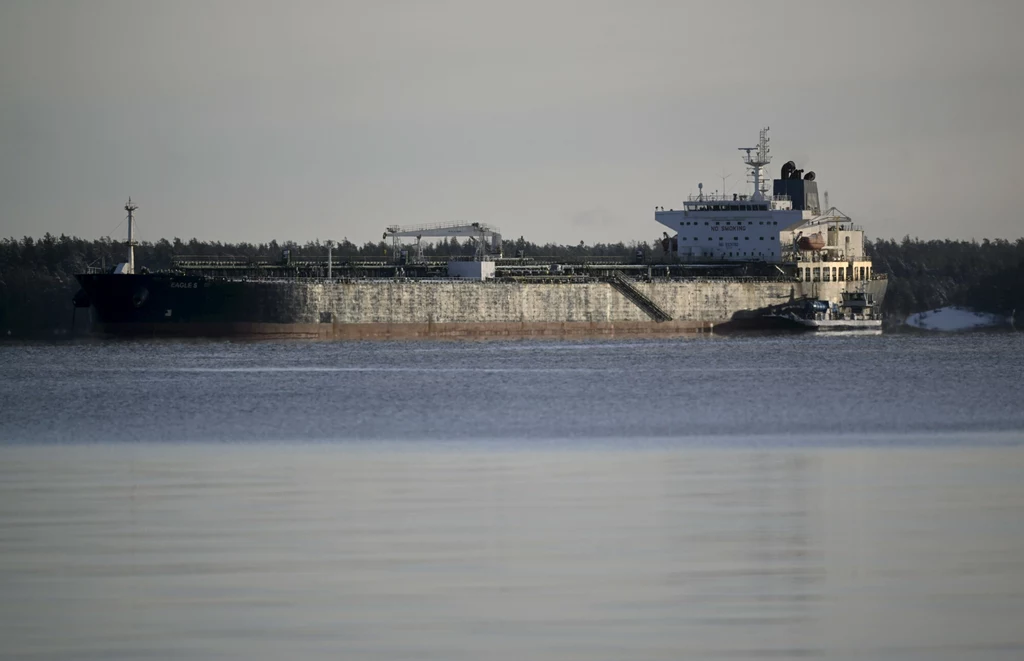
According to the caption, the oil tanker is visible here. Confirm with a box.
[75,129,887,339]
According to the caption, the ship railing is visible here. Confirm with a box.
[494,255,634,265]
[446,254,505,262]
[172,255,261,264]
[785,251,871,263]
[172,255,377,266]
[682,193,791,203]
[799,220,865,232]
[200,273,806,285]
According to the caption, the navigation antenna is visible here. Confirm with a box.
[125,197,138,275]
[738,127,772,200]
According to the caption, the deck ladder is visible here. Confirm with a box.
[607,271,673,322]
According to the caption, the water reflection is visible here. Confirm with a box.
[3,445,1021,660]
[651,452,824,656]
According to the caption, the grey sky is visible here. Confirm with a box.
[1,0,1021,245]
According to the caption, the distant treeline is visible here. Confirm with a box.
[865,237,1024,323]
[1,233,1022,337]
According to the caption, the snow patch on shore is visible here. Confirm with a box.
[905,306,1007,332]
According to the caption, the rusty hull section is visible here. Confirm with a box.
[94,320,713,340]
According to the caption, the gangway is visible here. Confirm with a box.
[608,271,673,322]
[383,221,502,262]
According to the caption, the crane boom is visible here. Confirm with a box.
[384,221,499,238]
[382,221,502,261]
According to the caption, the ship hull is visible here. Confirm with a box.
[76,273,887,340]
[716,316,883,333]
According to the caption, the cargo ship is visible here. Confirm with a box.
[75,129,887,339]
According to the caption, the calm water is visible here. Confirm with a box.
[1,334,1023,660]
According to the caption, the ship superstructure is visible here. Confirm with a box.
[654,127,874,285]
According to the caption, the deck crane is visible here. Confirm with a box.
[382,221,502,263]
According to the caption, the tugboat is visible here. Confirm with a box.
[718,291,882,333]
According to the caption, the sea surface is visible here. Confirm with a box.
[1,333,1023,660]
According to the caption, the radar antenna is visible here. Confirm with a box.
[738,127,772,200]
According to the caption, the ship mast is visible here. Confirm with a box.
[738,127,772,200]
[125,197,138,275]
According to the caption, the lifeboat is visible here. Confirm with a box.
[798,232,825,251]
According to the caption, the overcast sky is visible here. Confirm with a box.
[2,0,1021,246]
